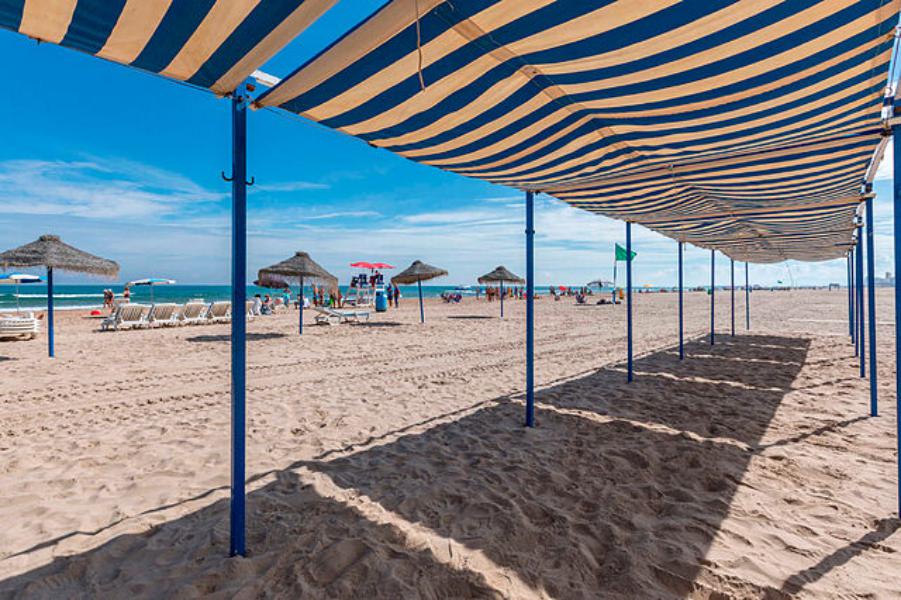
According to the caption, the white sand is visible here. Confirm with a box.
[0,289,898,598]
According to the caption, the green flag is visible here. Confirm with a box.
[615,243,636,261]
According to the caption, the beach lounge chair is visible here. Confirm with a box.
[180,302,209,325]
[208,301,231,323]
[100,304,148,331]
[146,303,179,327]
[313,306,371,325]
[0,314,40,340]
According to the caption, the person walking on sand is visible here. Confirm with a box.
[393,283,400,307]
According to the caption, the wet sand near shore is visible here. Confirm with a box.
[0,289,898,598]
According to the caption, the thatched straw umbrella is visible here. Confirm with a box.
[258,251,337,334]
[253,275,290,290]
[391,260,448,323]
[0,234,119,357]
[478,266,524,318]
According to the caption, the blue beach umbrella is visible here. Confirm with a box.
[126,278,176,304]
[0,273,42,313]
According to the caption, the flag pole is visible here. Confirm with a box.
[612,246,617,304]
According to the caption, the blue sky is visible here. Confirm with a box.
[0,3,895,287]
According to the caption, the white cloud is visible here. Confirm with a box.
[401,208,518,225]
[0,156,891,286]
[254,180,330,192]
[0,159,222,220]
[293,210,380,220]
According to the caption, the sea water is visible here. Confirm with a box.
[0,284,529,312]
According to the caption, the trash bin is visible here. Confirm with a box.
[375,289,388,312]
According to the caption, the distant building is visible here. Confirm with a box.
[874,271,895,287]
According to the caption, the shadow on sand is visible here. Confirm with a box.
[1,335,820,598]
[185,332,289,343]
[779,517,900,595]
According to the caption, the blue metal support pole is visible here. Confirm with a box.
[710,250,715,345]
[229,81,249,558]
[847,253,853,339]
[418,279,424,323]
[525,191,535,427]
[47,266,54,358]
[730,258,735,337]
[626,222,633,382]
[745,262,750,330]
[857,232,865,377]
[298,277,303,335]
[865,195,878,416]
[891,123,901,515]
[852,246,858,355]
[678,242,684,360]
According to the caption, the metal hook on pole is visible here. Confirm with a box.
[221,171,234,182]
[245,176,255,186]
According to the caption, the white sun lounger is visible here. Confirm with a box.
[208,301,231,323]
[100,304,148,331]
[146,303,179,327]
[245,300,255,321]
[0,314,40,339]
[180,302,209,325]
[313,306,371,325]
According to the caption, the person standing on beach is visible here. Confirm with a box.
[386,284,394,307]
[123,285,131,303]
[393,283,400,307]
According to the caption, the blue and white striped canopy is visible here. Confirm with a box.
[257,0,900,262]
[0,0,337,94]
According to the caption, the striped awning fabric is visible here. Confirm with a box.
[0,0,337,94]
[257,0,899,263]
